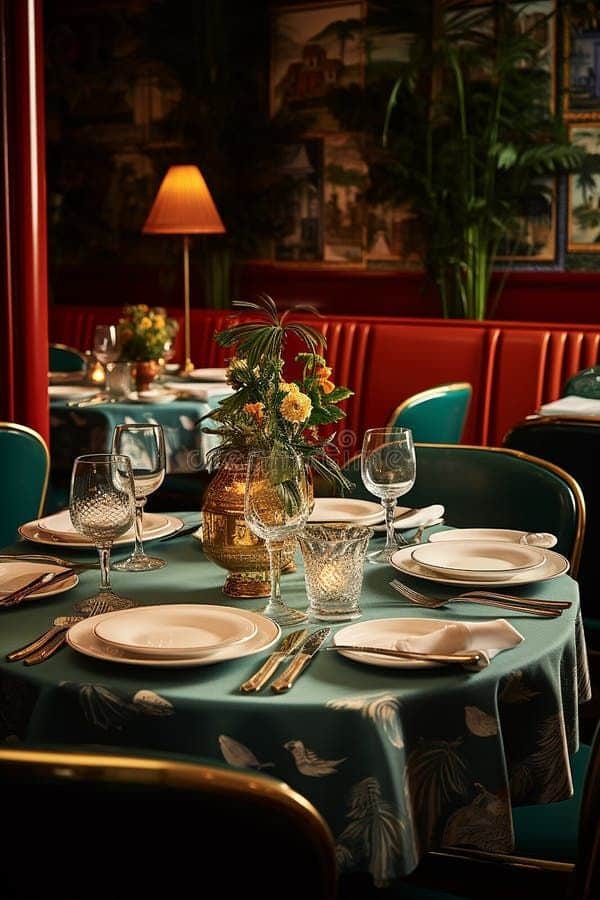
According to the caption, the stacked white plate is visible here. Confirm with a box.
[66,604,280,668]
[19,510,184,548]
[309,498,385,525]
[391,537,569,587]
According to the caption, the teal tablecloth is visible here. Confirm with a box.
[0,523,589,886]
[50,398,223,475]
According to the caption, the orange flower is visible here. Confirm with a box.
[315,365,335,395]
[243,402,265,424]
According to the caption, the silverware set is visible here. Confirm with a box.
[6,597,111,665]
[390,579,570,617]
[240,627,331,693]
[0,569,75,609]
[326,644,490,670]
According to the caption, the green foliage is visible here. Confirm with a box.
[379,4,583,318]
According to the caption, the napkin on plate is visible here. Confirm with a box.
[539,396,600,417]
[372,503,445,532]
[393,619,523,659]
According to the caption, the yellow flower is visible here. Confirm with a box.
[243,402,265,424]
[140,316,152,331]
[153,315,165,329]
[280,390,312,424]
[279,381,299,393]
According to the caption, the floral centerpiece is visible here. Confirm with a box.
[203,293,353,492]
[117,304,179,391]
[200,293,353,598]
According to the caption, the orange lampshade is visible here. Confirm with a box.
[142,165,226,235]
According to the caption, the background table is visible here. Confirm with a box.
[48,398,225,510]
[0,523,589,886]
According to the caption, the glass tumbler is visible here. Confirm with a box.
[297,524,373,622]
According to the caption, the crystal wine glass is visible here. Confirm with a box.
[69,453,136,614]
[93,325,120,381]
[111,423,167,571]
[245,449,310,625]
[361,427,416,564]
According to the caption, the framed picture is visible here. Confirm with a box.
[365,202,424,269]
[567,124,600,251]
[513,1,556,114]
[273,140,324,262]
[496,179,556,262]
[323,133,367,262]
[270,1,364,132]
[563,9,600,120]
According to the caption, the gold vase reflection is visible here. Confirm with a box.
[202,454,296,598]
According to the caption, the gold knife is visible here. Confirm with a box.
[239,628,308,693]
[270,627,331,693]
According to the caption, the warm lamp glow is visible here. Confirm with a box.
[143,165,225,235]
[142,164,226,373]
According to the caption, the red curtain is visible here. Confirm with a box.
[0,0,49,442]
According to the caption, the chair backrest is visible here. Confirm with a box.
[0,423,49,547]
[387,382,472,444]
[573,721,600,899]
[0,746,338,900]
[504,416,600,624]
[343,443,584,572]
[49,342,86,372]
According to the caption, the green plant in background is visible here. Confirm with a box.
[380,3,582,319]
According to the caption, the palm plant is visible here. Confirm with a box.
[381,3,582,318]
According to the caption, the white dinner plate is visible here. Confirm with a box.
[188,368,228,382]
[334,618,452,669]
[19,514,183,549]
[0,560,78,600]
[309,498,384,525]
[428,528,558,549]
[36,509,169,541]
[48,385,100,402]
[127,390,178,404]
[93,605,258,658]
[411,540,546,581]
[67,606,280,667]
[390,544,569,586]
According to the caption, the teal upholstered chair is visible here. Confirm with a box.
[49,342,86,373]
[342,443,584,571]
[387,383,472,444]
[504,416,600,646]
[0,745,337,900]
[0,423,49,547]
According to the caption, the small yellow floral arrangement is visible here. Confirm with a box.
[117,304,179,362]
[203,294,353,492]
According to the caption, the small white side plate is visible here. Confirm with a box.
[19,514,183,548]
[309,498,384,525]
[0,561,78,600]
[428,528,557,548]
[391,545,569,586]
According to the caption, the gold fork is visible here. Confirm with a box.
[9,597,112,666]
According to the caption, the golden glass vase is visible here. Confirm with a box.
[202,453,297,599]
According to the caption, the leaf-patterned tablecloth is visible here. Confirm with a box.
[0,526,589,887]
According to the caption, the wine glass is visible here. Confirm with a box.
[111,423,167,571]
[245,449,310,625]
[361,427,416,564]
[93,325,120,380]
[69,453,136,614]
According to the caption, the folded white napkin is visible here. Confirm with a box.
[165,382,234,401]
[393,619,523,658]
[539,396,600,418]
[372,503,445,532]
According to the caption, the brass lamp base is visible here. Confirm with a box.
[182,358,195,374]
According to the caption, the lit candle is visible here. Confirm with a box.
[318,562,341,595]
[91,362,106,384]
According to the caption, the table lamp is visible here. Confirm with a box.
[143,165,226,374]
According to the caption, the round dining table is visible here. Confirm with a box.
[0,519,589,887]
